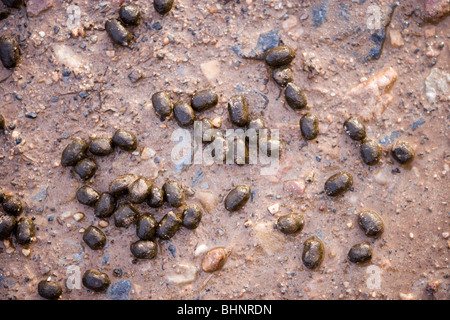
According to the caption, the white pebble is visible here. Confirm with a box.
[73,212,84,222]
[267,203,280,215]
[194,244,208,257]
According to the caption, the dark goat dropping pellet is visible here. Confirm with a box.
[181,204,203,229]
[136,214,157,240]
[128,178,151,204]
[74,158,97,180]
[285,83,307,110]
[358,210,385,238]
[82,269,111,292]
[114,203,139,228]
[2,0,22,8]
[343,116,366,141]
[89,137,113,156]
[76,186,100,206]
[0,36,19,69]
[119,4,141,26]
[94,193,116,218]
[0,214,16,240]
[2,195,23,216]
[83,226,106,250]
[147,185,164,208]
[300,113,319,140]
[15,217,35,244]
[391,140,415,164]
[228,94,249,127]
[156,211,182,240]
[173,101,195,127]
[105,18,133,46]
[38,280,62,300]
[265,45,295,67]
[109,174,138,197]
[191,89,218,112]
[276,212,305,235]
[324,172,353,197]
[0,114,5,130]
[348,242,372,264]
[163,180,185,208]
[224,185,251,212]
[302,236,325,270]
[130,240,157,259]
[152,91,173,118]
[360,138,382,165]
[272,66,293,87]
[112,129,137,151]
[1,0,23,8]
[61,138,88,167]
[153,0,174,15]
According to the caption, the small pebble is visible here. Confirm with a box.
[201,247,228,272]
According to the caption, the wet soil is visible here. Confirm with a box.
[0,0,448,300]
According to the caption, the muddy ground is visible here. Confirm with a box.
[0,0,449,300]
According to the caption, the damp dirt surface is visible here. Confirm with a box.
[0,0,449,300]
